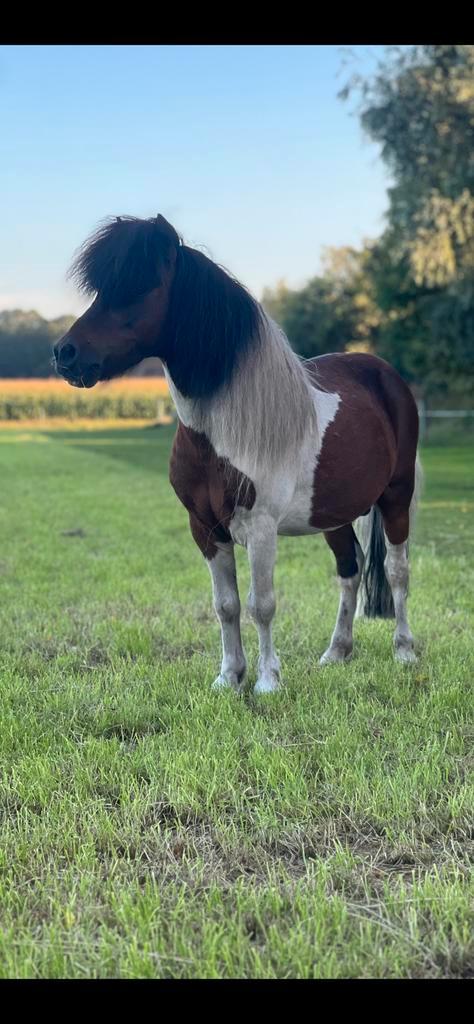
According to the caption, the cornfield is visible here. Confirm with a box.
[0,377,174,422]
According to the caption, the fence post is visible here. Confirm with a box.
[417,397,427,442]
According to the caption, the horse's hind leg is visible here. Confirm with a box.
[320,525,364,665]
[377,487,416,664]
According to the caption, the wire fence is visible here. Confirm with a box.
[417,403,474,440]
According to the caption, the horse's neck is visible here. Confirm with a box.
[163,315,286,424]
[163,363,239,463]
[163,317,319,477]
[163,365,200,430]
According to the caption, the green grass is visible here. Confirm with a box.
[0,426,473,978]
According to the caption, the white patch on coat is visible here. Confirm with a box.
[228,385,340,544]
[276,387,340,536]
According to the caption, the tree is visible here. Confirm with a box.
[320,244,381,353]
[262,243,380,360]
[0,311,74,377]
[341,45,474,394]
[262,277,348,358]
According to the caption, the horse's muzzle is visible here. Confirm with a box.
[55,363,102,388]
[53,338,101,388]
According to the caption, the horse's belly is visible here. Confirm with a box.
[310,432,393,530]
[277,492,322,535]
[277,491,350,536]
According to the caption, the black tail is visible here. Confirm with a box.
[357,506,395,619]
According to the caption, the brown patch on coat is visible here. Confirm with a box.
[307,353,419,539]
[169,424,256,559]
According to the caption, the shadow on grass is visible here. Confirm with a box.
[43,424,177,473]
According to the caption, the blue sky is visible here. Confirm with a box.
[0,44,392,318]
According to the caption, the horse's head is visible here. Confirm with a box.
[54,215,179,387]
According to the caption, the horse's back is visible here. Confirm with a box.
[307,352,416,412]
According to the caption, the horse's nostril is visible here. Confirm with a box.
[58,341,78,367]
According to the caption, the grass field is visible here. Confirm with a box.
[0,425,473,978]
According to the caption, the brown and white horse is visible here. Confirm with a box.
[54,215,421,694]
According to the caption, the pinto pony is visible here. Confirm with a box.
[55,215,421,694]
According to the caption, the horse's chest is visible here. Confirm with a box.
[229,390,341,540]
[229,450,322,543]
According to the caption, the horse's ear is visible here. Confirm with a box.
[155,214,179,272]
[155,214,179,246]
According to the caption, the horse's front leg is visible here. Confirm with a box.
[189,513,246,692]
[206,542,247,692]
[246,514,281,694]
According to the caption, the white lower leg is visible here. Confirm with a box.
[247,517,281,694]
[384,539,416,663]
[320,547,363,665]
[207,545,246,690]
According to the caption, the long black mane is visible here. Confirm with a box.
[69,215,263,399]
[163,245,262,399]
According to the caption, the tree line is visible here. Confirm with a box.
[0,310,74,378]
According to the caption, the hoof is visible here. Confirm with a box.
[254,672,281,695]
[319,645,353,665]
[394,643,417,665]
[211,670,245,692]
